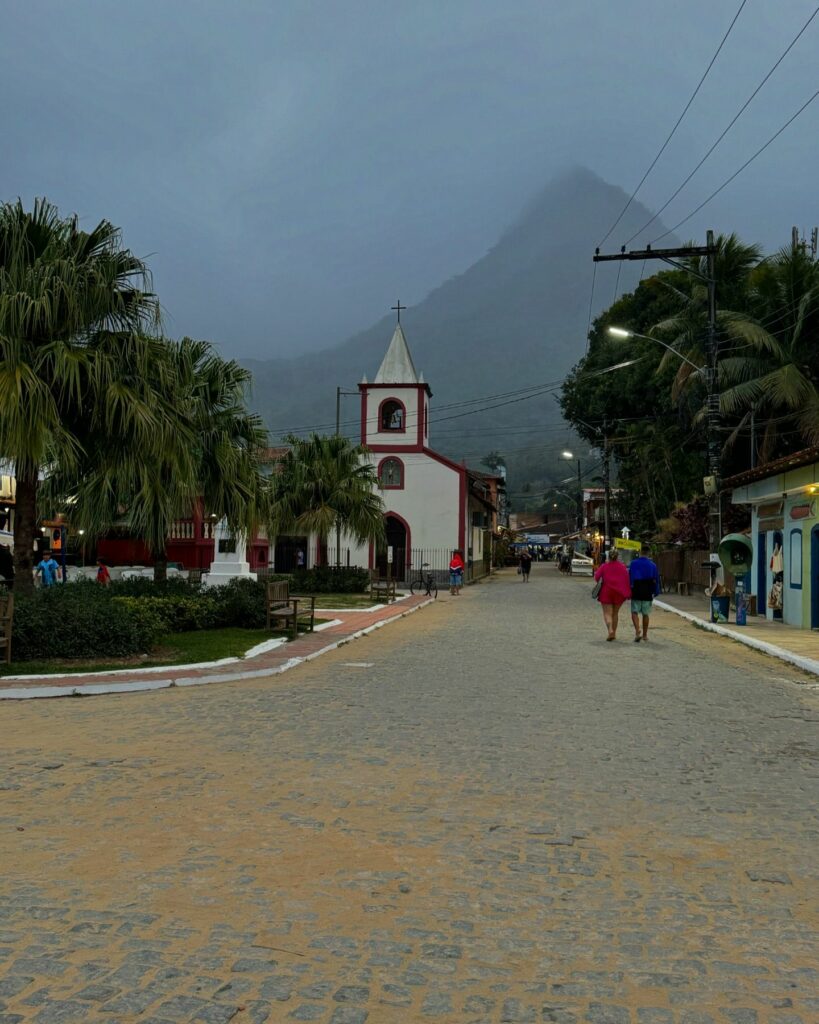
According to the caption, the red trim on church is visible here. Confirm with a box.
[377,396,407,434]
[377,456,405,490]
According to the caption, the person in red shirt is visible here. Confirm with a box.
[593,548,631,641]
[96,558,111,586]
[449,549,465,596]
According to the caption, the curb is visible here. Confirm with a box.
[0,600,435,701]
[654,599,819,678]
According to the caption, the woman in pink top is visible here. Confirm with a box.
[594,548,631,641]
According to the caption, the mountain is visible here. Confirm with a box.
[244,167,678,493]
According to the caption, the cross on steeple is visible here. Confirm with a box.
[391,299,406,324]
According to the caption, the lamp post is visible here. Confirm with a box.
[608,324,720,554]
[561,451,582,532]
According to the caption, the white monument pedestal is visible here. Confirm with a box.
[202,520,257,587]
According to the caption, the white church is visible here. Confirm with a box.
[336,319,500,581]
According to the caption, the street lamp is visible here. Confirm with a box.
[607,324,720,553]
[607,326,702,371]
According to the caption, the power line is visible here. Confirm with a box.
[627,4,819,245]
[653,86,819,242]
[597,0,748,247]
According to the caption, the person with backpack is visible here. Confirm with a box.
[629,544,661,642]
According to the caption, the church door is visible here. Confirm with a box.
[377,515,407,581]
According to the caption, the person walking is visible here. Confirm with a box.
[449,549,465,595]
[593,548,631,641]
[629,544,660,642]
[519,548,532,582]
[96,558,111,586]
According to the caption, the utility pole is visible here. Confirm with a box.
[602,418,611,551]
[593,234,719,552]
[704,228,720,556]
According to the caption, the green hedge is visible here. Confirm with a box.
[9,568,370,662]
[11,582,167,662]
[292,566,370,593]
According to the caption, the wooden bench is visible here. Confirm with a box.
[0,593,13,664]
[369,572,396,603]
[265,581,316,640]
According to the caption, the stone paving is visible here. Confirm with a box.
[0,596,431,696]
[0,565,817,1023]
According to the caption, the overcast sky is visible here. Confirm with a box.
[2,1,817,358]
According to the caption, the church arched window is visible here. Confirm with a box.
[378,457,404,489]
[379,398,405,432]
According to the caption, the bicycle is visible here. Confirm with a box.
[410,562,438,598]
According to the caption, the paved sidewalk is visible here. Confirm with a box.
[0,565,817,1022]
[655,591,819,677]
[0,595,433,699]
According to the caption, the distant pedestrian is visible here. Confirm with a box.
[593,548,631,641]
[296,549,305,571]
[96,558,111,586]
[449,549,465,596]
[629,544,660,642]
[519,549,532,581]
[35,551,59,588]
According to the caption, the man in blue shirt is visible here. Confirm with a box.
[629,544,660,643]
[35,552,59,587]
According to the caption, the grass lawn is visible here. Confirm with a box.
[310,593,405,609]
[1,627,284,677]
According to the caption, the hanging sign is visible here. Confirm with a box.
[615,537,641,551]
[387,546,393,563]
[790,502,815,520]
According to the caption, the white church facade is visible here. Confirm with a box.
[338,321,498,581]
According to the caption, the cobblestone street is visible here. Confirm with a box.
[1,565,817,1023]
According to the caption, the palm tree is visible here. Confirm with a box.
[0,199,157,593]
[271,434,386,566]
[718,247,819,459]
[50,336,271,581]
[651,233,762,403]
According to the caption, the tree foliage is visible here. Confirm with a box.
[0,198,157,591]
[560,234,819,538]
[270,434,386,558]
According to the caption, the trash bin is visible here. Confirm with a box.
[711,595,730,623]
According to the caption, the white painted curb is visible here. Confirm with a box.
[0,603,433,700]
[654,600,819,677]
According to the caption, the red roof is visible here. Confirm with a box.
[724,447,819,489]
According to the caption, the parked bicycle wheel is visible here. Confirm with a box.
[428,579,438,599]
[410,578,426,596]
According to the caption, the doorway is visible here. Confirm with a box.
[377,514,408,581]
[274,536,308,572]
[757,531,766,616]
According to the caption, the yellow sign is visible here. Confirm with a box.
[615,537,641,551]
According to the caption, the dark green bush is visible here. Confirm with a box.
[209,578,267,629]
[109,576,204,598]
[113,594,220,633]
[293,566,369,593]
[11,581,166,662]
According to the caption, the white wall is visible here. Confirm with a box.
[364,385,424,447]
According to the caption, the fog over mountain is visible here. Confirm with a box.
[246,168,678,489]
